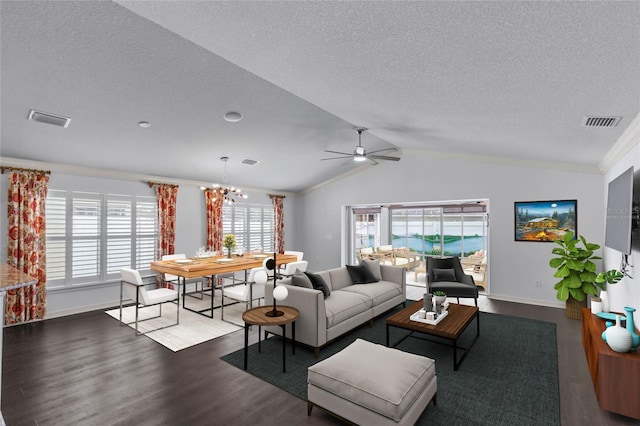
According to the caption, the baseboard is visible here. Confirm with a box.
[486,294,565,309]
[45,300,120,320]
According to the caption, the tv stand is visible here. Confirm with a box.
[581,308,640,419]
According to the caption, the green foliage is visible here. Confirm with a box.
[549,232,601,302]
[594,269,623,292]
[223,234,236,249]
[433,290,447,297]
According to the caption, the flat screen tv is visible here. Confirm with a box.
[605,166,634,255]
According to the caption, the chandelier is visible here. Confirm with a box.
[211,156,247,204]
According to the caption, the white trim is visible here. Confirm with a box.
[44,300,120,320]
[599,112,640,174]
[487,293,566,310]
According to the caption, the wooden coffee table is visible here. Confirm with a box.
[386,300,480,371]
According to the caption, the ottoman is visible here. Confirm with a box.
[307,338,437,425]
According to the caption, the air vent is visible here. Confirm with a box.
[582,116,621,128]
[28,109,71,128]
[241,158,259,165]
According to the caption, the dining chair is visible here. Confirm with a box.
[221,267,268,321]
[277,260,309,284]
[119,267,180,335]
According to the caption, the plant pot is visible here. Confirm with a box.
[590,297,602,314]
[566,295,588,320]
[600,290,610,312]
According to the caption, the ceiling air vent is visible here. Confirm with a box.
[582,116,621,128]
[28,109,71,128]
[241,158,259,165]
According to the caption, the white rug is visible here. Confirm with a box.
[106,290,247,352]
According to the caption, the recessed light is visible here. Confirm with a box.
[224,112,242,122]
[138,121,151,128]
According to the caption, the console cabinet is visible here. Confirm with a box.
[581,308,640,419]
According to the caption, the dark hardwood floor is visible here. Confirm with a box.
[2,296,639,425]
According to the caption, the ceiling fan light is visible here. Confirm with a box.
[354,154,367,162]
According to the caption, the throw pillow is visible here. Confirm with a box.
[305,272,331,298]
[433,268,456,282]
[361,258,382,281]
[291,270,313,289]
[346,264,378,284]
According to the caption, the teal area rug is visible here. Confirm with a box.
[221,306,560,426]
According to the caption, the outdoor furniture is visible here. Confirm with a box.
[427,256,478,306]
[307,338,437,425]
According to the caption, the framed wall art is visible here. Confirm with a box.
[514,199,577,242]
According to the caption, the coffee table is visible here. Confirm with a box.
[386,300,480,371]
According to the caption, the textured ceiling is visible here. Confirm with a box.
[1,1,639,193]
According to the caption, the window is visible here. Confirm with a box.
[223,203,274,253]
[45,190,157,287]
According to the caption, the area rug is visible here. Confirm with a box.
[221,307,560,426]
[106,289,245,351]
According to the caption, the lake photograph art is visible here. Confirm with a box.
[514,200,577,242]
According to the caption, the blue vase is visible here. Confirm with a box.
[624,307,640,351]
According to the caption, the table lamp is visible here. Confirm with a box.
[254,253,287,317]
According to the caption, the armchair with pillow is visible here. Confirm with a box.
[427,256,478,306]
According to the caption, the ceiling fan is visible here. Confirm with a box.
[322,128,400,164]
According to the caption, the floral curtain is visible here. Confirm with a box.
[6,171,49,324]
[155,184,178,259]
[205,189,224,252]
[269,194,285,254]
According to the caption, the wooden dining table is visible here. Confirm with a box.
[150,253,299,318]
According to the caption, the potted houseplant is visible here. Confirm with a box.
[549,232,600,319]
[593,269,624,313]
[223,234,236,258]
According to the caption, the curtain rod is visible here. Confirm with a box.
[147,181,179,188]
[0,166,51,175]
[268,193,286,199]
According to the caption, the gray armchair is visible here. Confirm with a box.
[427,256,478,306]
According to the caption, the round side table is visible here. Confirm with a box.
[242,305,300,373]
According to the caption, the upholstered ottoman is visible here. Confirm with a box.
[307,338,437,425]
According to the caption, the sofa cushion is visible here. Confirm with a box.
[361,258,382,281]
[433,268,456,282]
[307,338,436,422]
[291,270,313,289]
[305,272,331,297]
[340,281,402,306]
[324,291,371,327]
[346,264,378,284]
[327,267,353,291]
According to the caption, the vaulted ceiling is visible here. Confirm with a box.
[1,1,639,193]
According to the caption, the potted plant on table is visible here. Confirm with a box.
[549,232,600,319]
[223,234,236,259]
[593,269,624,313]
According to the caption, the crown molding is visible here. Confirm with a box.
[598,112,640,174]
[0,157,295,196]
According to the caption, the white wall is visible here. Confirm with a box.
[295,151,604,309]
[602,143,640,324]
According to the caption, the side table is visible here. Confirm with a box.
[243,305,299,373]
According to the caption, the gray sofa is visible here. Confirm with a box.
[265,263,406,356]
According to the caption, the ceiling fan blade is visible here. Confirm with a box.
[367,147,398,155]
[323,149,352,156]
[367,157,379,165]
[321,155,353,161]
[369,154,401,161]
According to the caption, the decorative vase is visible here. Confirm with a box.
[423,293,433,312]
[624,306,640,351]
[226,247,232,258]
[602,315,633,353]
[590,297,602,314]
[600,290,609,312]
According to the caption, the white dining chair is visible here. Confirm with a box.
[277,260,309,284]
[119,267,180,335]
[221,267,268,321]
